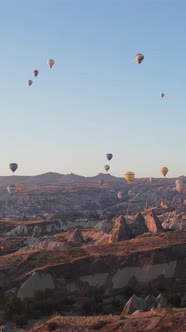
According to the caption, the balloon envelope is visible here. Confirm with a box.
[106,153,113,161]
[33,70,39,77]
[9,163,18,173]
[175,179,183,186]
[124,171,135,184]
[104,165,110,172]
[160,93,164,98]
[7,184,16,194]
[27,80,33,86]
[16,184,23,193]
[117,191,125,199]
[135,53,144,64]
[175,179,184,193]
[160,167,168,177]
[47,59,55,68]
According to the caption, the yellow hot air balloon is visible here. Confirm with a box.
[160,167,168,177]
[47,59,55,68]
[27,80,33,86]
[135,53,144,64]
[124,171,135,184]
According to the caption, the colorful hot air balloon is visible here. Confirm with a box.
[9,163,18,173]
[7,184,16,195]
[160,93,164,98]
[124,171,135,184]
[33,70,39,77]
[117,191,125,200]
[47,59,55,68]
[106,153,113,161]
[160,167,168,177]
[104,165,110,172]
[135,53,144,64]
[27,80,33,86]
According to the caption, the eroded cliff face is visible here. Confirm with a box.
[16,232,186,301]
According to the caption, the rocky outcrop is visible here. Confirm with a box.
[17,272,55,299]
[109,216,131,242]
[121,293,166,315]
[162,219,186,231]
[145,294,158,310]
[95,220,113,233]
[121,294,147,315]
[128,212,149,237]
[67,228,85,244]
[156,293,167,308]
[145,210,164,234]
[13,233,186,302]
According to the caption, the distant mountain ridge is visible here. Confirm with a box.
[0,172,185,187]
[0,172,122,186]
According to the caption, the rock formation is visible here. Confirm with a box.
[145,210,164,234]
[121,293,166,315]
[109,215,131,242]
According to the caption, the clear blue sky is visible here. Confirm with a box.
[0,0,186,178]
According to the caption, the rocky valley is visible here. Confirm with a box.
[0,172,185,331]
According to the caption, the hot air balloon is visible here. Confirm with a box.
[124,171,135,184]
[33,70,39,77]
[175,179,184,193]
[7,184,16,195]
[135,53,144,64]
[175,179,182,186]
[160,93,164,98]
[47,59,55,68]
[106,153,113,161]
[99,179,104,186]
[27,80,33,86]
[104,165,110,172]
[9,163,18,173]
[117,191,125,200]
[16,184,23,193]
[160,167,168,177]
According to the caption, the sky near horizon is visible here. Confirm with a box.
[0,0,186,178]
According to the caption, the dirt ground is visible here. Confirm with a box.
[20,307,186,332]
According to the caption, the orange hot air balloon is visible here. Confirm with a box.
[16,184,22,193]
